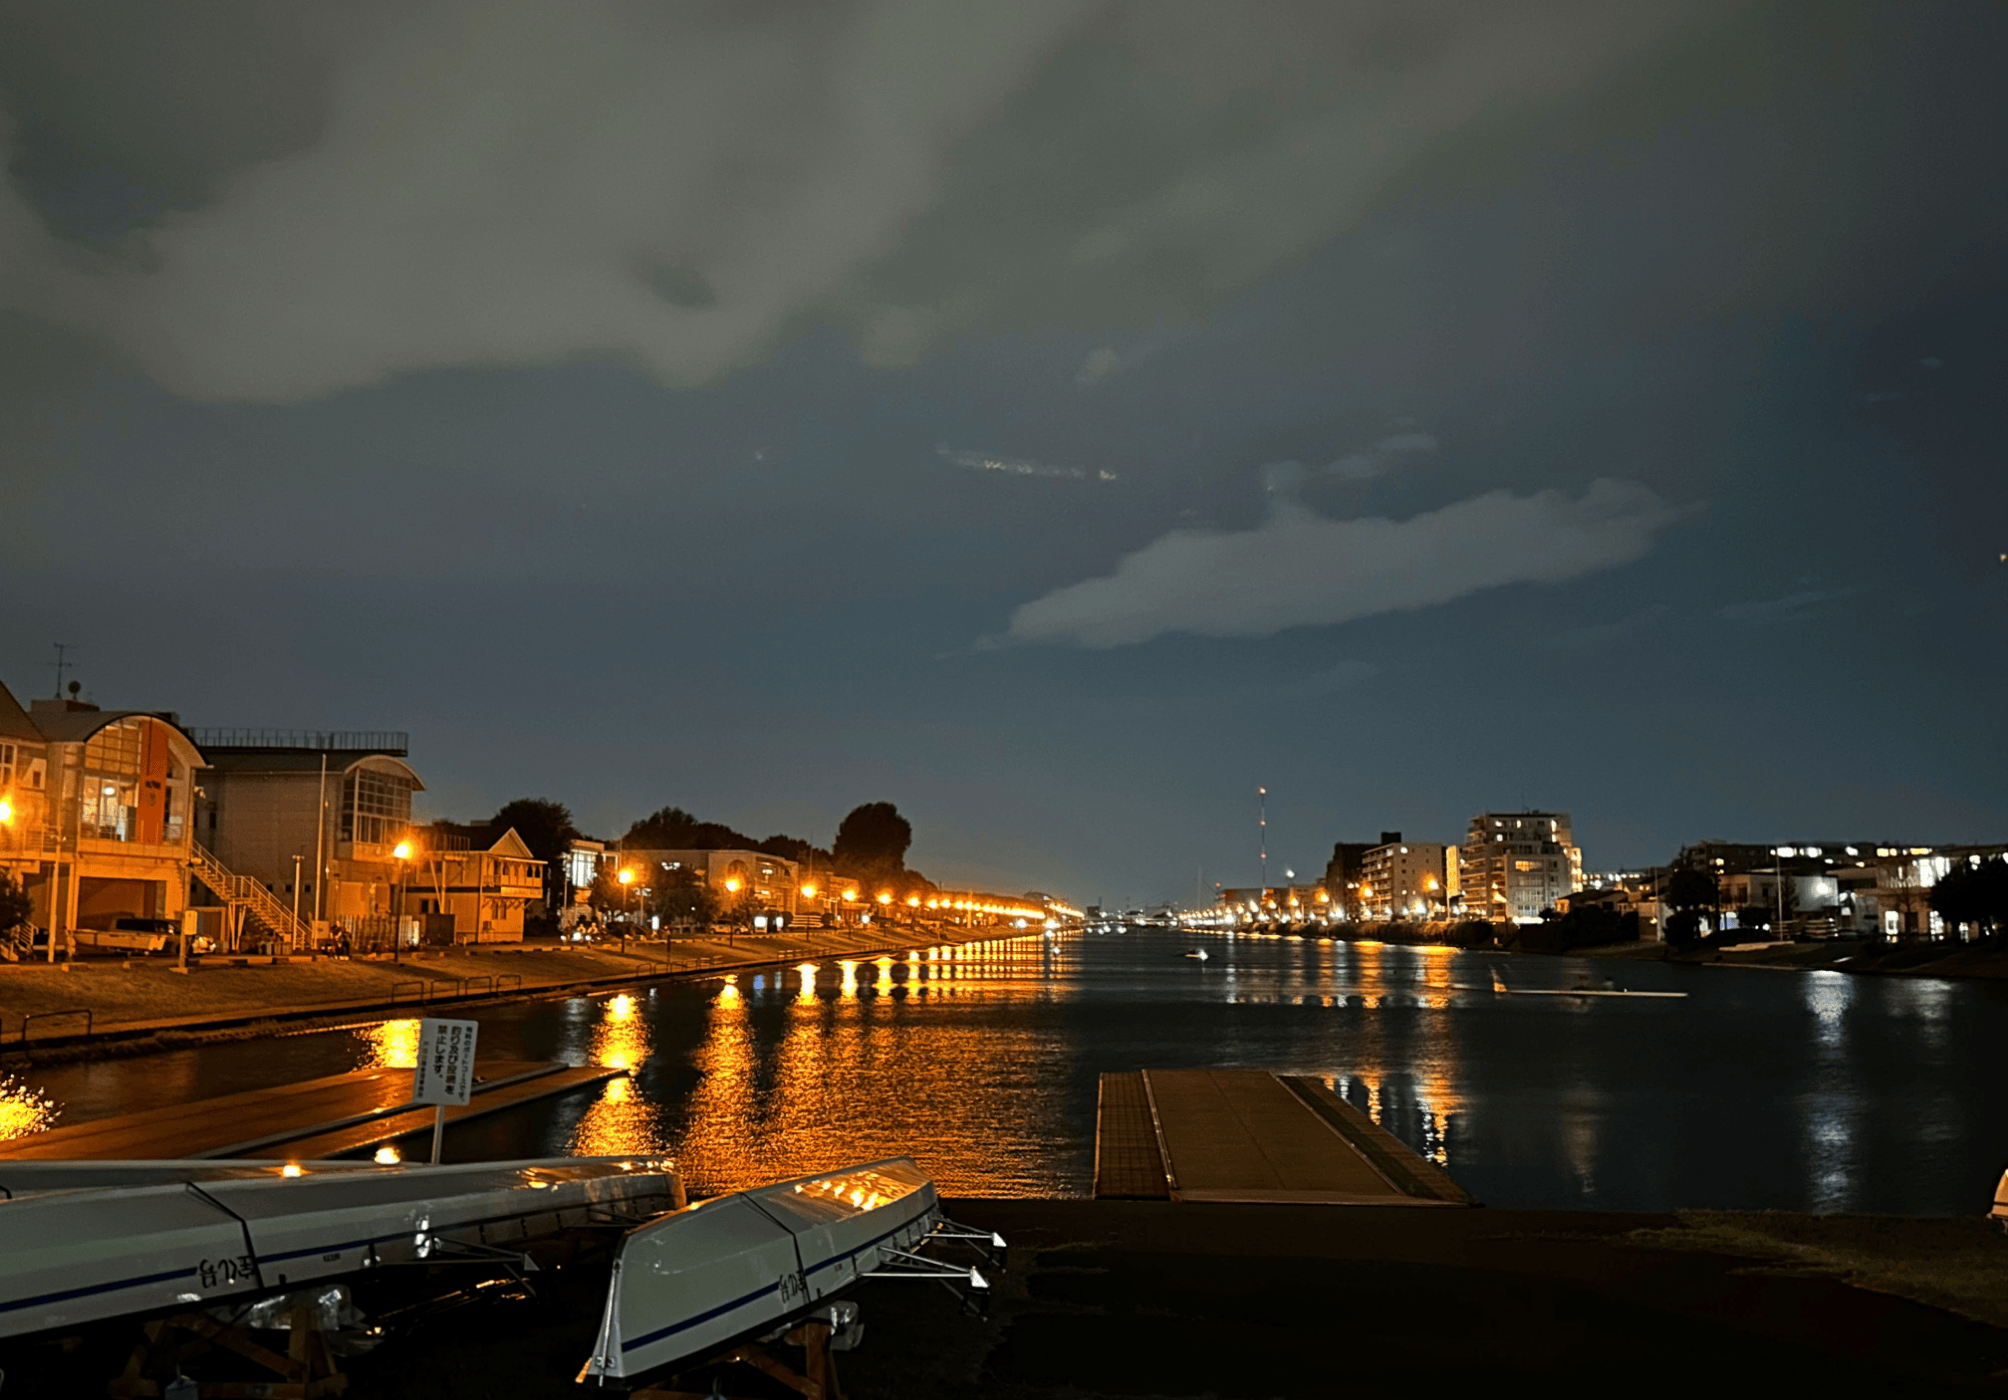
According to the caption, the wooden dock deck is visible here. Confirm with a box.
[0,1060,624,1161]
[1094,1069,1475,1206]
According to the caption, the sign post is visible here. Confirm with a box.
[411,1017,478,1165]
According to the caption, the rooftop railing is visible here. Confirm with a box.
[189,728,409,755]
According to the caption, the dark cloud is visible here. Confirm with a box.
[0,0,1744,402]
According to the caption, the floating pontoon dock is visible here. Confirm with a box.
[0,1060,622,1161]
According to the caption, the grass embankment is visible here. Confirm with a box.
[1626,1211,2008,1331]
[315,1202,2008,1397]
[0,926,1009,1058]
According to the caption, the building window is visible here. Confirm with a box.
[341,768,414,847]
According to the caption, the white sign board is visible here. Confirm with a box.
[412,1018,478,1106]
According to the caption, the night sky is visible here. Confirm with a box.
[2,1,2003,906]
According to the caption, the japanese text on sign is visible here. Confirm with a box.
[411,1018,478,1106]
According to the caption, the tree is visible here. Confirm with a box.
[1664,908,1704,946]
[1663,867,1717,915]
[491,798,579,908]
[646,865,718,930]
[625,805,758,851]
[833,802,912,875]
[1930,859,2008,943]
[491,798,578,865]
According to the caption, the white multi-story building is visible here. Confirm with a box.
[1459,812,1581,925]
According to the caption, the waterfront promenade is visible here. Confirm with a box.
[0,924,1012,1063]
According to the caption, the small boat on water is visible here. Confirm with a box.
[0,1157,683,1342]
[1183,949,1209,961]
[582,1156,993,1383]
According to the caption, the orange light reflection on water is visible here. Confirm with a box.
[666,936,1067,1198]
[569,990,667,1155]
[1325,944,1465,1167]
[352,1019,422,1069]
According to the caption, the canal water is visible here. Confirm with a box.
[12,931,2008,1213]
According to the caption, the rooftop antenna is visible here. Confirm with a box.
[51,642,72,699]
[1258,786,1268,891]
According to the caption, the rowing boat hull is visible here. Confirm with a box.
[585,1156,939,1381]
[0,1157,681,1341]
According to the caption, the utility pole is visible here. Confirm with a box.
[1258,787,1268,893]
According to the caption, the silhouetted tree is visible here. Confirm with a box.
[833,802,912,875]
[491,798,578,907]
[1930,859,2008,943]
[625,805,759,851]
[757,833,832,866]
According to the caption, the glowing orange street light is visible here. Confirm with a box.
[0,797,13,825]
[617,868,637,954]
[391,840,413,962]
[801,883,818,900]
[724,877,742,893]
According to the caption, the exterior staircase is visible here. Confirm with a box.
[188,843,316,950]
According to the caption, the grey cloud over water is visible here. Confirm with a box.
[1005,480,1699,649]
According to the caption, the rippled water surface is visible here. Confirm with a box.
[17,931,2008,1211]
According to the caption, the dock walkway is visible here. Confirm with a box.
[0,1060,620,1161]
[1094,1069,1474,1206]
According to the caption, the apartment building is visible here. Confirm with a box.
[1359,835,1449,922]
[1459,811,1582,925]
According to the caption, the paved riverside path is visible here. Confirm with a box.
[1095,1069,1474,1205]
[0,1060,614,1160]
[0,927,1039,1057]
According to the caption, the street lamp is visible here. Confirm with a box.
[392,840,412,962]
[723,875,743,945]
[618,867,636,955]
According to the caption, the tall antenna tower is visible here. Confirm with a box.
[50,642,73,699]
[1258,786,1268,891]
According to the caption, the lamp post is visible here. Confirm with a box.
[392,840,412,962]
[290,853,302,956]
[724,876,742,946]
[618,867,635,956]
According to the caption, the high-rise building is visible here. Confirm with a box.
[1459,812,1581,924]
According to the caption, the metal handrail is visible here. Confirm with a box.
[20,1007,92,1050]
[463,975,493,997]
[390,980,425,1004]
[496,974,521,992]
